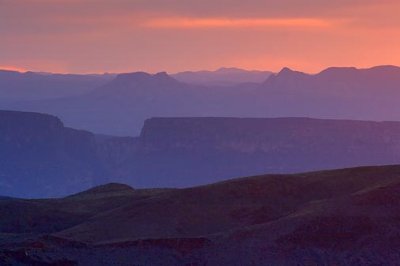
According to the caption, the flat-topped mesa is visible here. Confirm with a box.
[107,71,179,88]
[316,66,358,78]
[0,110,64,130]
[138,117,400,153]
[0,110,100,198]
[0,110,95,147]
[91,71,185,99]
[3,111,400,197]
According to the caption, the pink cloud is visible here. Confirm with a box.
[142,17,334,29]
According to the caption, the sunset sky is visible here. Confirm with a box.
[1,0,400,74]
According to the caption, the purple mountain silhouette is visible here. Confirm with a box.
[172,67,272,86]
[2,65,400,135]
[0,69,113,100]
[2,110,400,197]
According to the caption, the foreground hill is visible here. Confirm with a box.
[1,165,400,265]
[2,110,400,197]
[3,65,400,135]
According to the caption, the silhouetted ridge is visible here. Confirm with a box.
[277,67,308,77]
[115,71,151,79]
[172,67,272,86]
[90,71,185,99]
[0,70,113,100]
[154,71,170,79]
[278,67,295,75]
[4,165,400,264]
[110,71,179,87]
[0,110,104,198]
[0,109,64,130]
[67,183,135,199]
[0,69,21,75]
[369,65,400,72]
[316,67,359,80]
[57,165,400,244]
[216,67,248,73]
[263,67,309,86]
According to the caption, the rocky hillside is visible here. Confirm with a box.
[1,165,400,265]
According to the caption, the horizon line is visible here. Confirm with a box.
[1,64,399,76]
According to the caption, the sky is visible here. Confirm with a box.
[1,0,400,74]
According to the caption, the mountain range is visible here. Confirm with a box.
[171,67,273,86]
[0,69,114,101]
[2,110,400,197]
[2,65,400,136]
[2,65,400,264]
[2,165,400,265]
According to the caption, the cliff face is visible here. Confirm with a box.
[0,110,105,197]
[140,117,400,154]
[2,112,400,197]
[131,117,400,187]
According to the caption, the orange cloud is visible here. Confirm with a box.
[143,17,334,29]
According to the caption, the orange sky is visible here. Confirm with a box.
[1,0,400,74]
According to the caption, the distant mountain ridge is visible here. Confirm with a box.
[264,65,400,92]
[131,117,400,187]
[0,69,114,100]
[3,65,400,135]
[2,110,400,197]
[93,71,191,97]
[172,67,273,86]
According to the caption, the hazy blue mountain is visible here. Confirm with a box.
[2,110,400,197]
[255,65,400,121]
[2,71,239,135]
[124,117,400,187]
[172,67,272,86]
[0,110,108,197]
[0,69,114,100]
[2,65,400,136]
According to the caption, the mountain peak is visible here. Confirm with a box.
[278,67,294,74]
[154,71,169,77]
[275,67,308,78]
[263,67,308,85]
[109,71,178,87]
[154,71,177,82]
